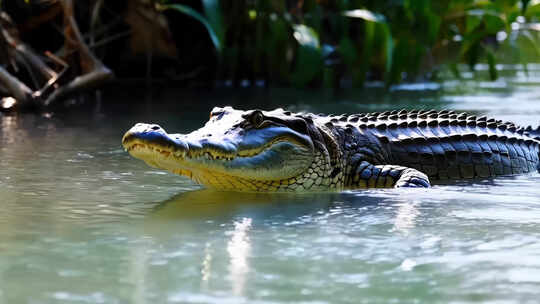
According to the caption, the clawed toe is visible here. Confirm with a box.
[395,170,431,188]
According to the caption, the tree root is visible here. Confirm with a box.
[0,65,33,104]
[0,0,114,111]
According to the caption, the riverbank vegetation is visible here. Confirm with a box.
[1,0,539,111]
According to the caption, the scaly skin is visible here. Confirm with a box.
[122,107,540,192]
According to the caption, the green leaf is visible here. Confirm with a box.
[485,48,498,80]
[465,9,507,33]
[202,0,224,47]
[160,4,222,53]
[403,0,430,20]
[292,24,320,49]
[484,14,506,33]
[449,63,462,79]
[466,8,503,18]
[339,37,361,86]
[360,21,374,85]
[290,24,322,87]
[268,17,289,80]
[460,30,487,58]
[507,29,529,75]
[380,23,394,76]
[426,12,442,44]
[526,3,540,18]
[518,29,540,58]
[339,37,358,67]
[388,40,408,84]
[522,0,531,14]
[341,8,393,82]
[466,15,482,33]
[342,9,386,23]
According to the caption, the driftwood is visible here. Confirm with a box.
[0,0,183,111]
[0,0,114,111]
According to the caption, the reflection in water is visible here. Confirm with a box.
[200,242,212,289]
[128,241,149,304]
[400,258,417,271]
[1,115,19,146]
[392,202,420,234]
[227,218,252,296]
[149,190,339,223]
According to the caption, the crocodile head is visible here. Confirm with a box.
[122,107,322,191]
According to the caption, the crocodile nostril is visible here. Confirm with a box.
[151,126,161,131]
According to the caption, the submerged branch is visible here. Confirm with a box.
[0,65,34,105]
[44,66,112,106]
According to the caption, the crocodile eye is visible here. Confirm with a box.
[250,111,264,127]
[209,108,224,119]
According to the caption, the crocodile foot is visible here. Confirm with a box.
[395,169,431,188]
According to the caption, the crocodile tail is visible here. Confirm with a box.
[527,126,540,172]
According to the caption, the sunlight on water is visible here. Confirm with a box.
[227,218,252,296]
[1,71,540,303]
[392,201,420,234]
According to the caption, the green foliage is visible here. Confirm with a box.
[162,0,540,87]
[158,3,222,53]
[290,24,322,87]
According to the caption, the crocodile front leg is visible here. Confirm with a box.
[349,161,431,188]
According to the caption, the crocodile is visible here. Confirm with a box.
[122,107,540,192]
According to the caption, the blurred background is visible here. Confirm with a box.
[1,0,539,110]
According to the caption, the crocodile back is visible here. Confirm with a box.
[358,110,540,180]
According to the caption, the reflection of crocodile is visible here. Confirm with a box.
[149,190,339,222]
[122,107,540,192]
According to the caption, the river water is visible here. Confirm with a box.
[1,66,540,303]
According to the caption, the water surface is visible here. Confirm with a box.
[1,67,540,303]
